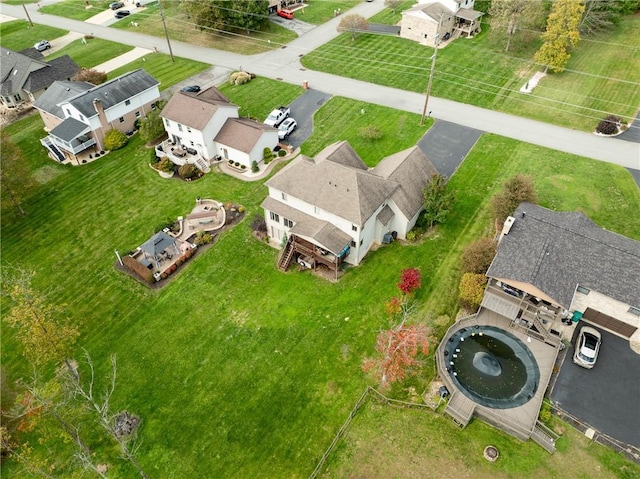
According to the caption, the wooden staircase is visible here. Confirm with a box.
[278,238,295,271]
[444,391,476,428]
[195,157,210,173]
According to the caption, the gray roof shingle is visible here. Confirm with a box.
[22,55,79,93]
[214,118,275,153]
[33,80,94,118]
[160,87,237,130]
[1,47,47,95]
[486,203,640,309]
[67,69,159,117]
[50,117,90,142]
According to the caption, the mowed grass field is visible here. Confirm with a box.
[39,0,114,21]
[0,20,68,51]
[2,77,640,477]
[302,14,640,131]
[47,36,134,69]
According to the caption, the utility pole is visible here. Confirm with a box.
[157,0,174,63]
[22,2,33,27]
[420,14,443,126]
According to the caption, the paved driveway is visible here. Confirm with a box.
[417,119,483,178]
[550,326,640,447]
[285,88,332,148]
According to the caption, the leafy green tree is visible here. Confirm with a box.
[337,14,369,41]
[491,174,537,226]
[421,173,454,228]
[4,269,79,372]
[580,0,640,35]
[384,0,403,14]
[139,100,166,143]
[0,132,38,216]
[182,0,269,32]
[461,237,497,274]
[103,129,128,151]
[534,0,585,73]
[488,0,543,51]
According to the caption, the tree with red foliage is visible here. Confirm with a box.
[363,268,431,389]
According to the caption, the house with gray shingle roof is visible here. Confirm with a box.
[262,141,437,273]
[157,87,278,170]
[400,0,482,48]
[33,69,160,164]
[1,47,79,108]
[485,203,640,343]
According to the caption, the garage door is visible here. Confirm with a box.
[582,308,638,338]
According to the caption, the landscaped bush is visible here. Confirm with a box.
[359,125,383,141]
[251,214,267,233]
[150,148,159,163]
[122,255,155,284]
[153,217,174,233]
[278,149,287,157]
[251,160,259,173]
[458,272,487,311]
[229,71,252,85]
[228,159,233,164]
[103,129,128,151]
[491,174,537,227]
[461,237,497,274]
[178,163,198,179]
[234,161,240,167]
[595,115,622,135]
[72,67,107,85]
[194,230,213,245]
[157,158,175,173]
[263,147,274,164]
[241,165,246,170]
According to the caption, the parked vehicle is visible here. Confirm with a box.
[180,85,201,93]
[277,9,294,19]
[110,2,124,9]
[34,40,51,52]
[264,106,290,127]
[114,9,130,18]
[278,118,297,139]
[573,326,601,369]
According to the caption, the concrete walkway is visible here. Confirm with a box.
[94,46,151,72]
[1,2,638,171]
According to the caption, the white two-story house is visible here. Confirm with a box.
[262,141,438,277]
[34,69,160,164]
[157,87,279,170]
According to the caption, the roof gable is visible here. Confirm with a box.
[487,203,640,308]
[160,87,238,130]
[33,80,94,118]
[1,47,48,95]
[315,141,368,170]
[22,55,79,93]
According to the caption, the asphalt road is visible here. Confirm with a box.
[550,326,640,447]
[2,2,639,171]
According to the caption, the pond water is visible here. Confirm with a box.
[443,326,540,409]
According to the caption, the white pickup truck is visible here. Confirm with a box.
[264,106,290,127]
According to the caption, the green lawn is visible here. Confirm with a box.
[220,77,304,120]
[0,20,68,51]
[107,53,210,90]
[319,400,640,478]
[47,37,134,69]
[301,16,640,131]
[2,78,639,477]
[291,0,360,25]
[109,1,297,54]
[39,0,113,21]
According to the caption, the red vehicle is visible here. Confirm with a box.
[277,9,294,19]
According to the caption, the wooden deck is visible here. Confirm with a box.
[444,391,476,427]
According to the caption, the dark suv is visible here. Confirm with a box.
[110,2,124,9]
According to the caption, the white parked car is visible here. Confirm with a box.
[573,326,601,369]
[278,118,297,139]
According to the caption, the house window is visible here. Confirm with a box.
[178,124,183,132]
[282,192,287,201]
[360,239,363,246]
[125,100,131,106]
[119,117,124,123]
[284,218,293,228]
[577,286,590,295]
[13,93,22,102]
[164,118,169,126]
[350,240,356,247]
[135,111,141,118]
[424,34,428,39]
[270,212,279,222]
[629,307,640,316]
[352,224,358,232]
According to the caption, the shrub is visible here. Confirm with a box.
[251,214,267,233]
[406,230,419,242]
[251,160,259,173]
[238,206,245,213]
[278,149,287,157]
[153,217,174,233]
[72,67,107,85]
[539,401,552,424]
[229,71,252,85]
[194,230,213,245]
[359,125,383,141]
[103,129,128,150]
[228,159,233,164]
[178,163,198,179]
[241,165,246,170]
[491,174,537,226]
[595,115,621,135]
[139,102,167,143]
[263,147,274,164]
[461,237,497,274]
[160,272,168,280]
[234,161,240,167]
[458,273,487,311]
[157,157,175,173]
[149,148,159,163]
[122,255,154,284]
